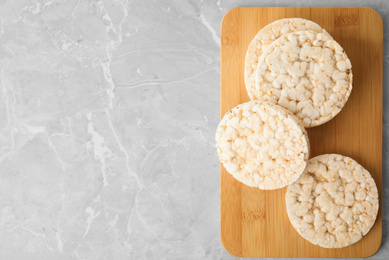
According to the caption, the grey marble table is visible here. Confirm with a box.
[0,0,387,259]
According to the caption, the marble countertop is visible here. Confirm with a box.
[0,0,387,259]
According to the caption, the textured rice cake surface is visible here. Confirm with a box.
[286,154,379,248]
[216,100,309,190]
[245,18,330,101]
[255,30,353,127]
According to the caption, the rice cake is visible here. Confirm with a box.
[216,100,310,190]
[245,18,330,101]
[286,154,379,248]
[255,30,353,127]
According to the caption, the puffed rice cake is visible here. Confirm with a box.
[245,18,331,101]
[286,154,379,248]
[255,30,353,127]
[216,100,310,190]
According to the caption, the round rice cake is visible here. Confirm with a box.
[245,18,330,101]
[255,30,353,127]
[215,100,310,190]
[286,154,379,248]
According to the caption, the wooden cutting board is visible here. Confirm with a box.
[220,7,382,258]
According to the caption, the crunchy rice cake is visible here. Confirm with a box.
[216,100,309,190]
[254,30,353,127]
[286,154,379,248]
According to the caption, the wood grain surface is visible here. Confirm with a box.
[220,7,383,258]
